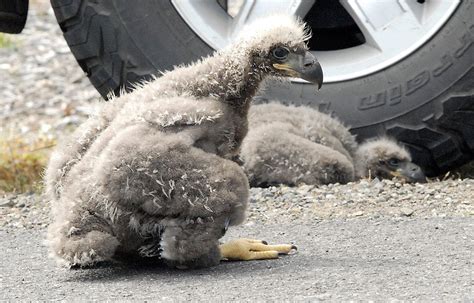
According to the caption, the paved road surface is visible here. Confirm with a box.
[1,217,472,301]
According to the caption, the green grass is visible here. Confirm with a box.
[0,33,13,48]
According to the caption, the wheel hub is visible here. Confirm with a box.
[171,0,460,82]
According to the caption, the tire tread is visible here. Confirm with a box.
[51,0,149,98]
[388,93,474,175]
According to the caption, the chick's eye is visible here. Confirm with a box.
[388,158,400,166]
[272,47,289,60]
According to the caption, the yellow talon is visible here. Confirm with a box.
[220,238,297,261]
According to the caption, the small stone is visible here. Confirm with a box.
[400,208,414,217]
[0,199,15,208]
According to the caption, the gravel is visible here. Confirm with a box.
[1,178,473,232]
[0,4,99,141]
[247,178,474,224]
[0,192,50,230]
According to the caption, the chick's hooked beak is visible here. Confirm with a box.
[390,162,426,183]
[273,51,323,89]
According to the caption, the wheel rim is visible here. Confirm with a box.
[171,0,460,83]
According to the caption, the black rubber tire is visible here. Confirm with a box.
[50,0,474,176]
[0,0,28,34]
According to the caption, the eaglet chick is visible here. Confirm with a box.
[241,103,425,187]
[45,16,323,268]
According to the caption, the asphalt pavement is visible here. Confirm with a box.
[1,217,472,301]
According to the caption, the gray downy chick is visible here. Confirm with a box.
[241,103,425,187]
[353,137,425,182]
[45,16,322,268]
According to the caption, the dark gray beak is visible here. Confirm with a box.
[394,162,426,183]
[272,51,323,89]
[299,51,323,89]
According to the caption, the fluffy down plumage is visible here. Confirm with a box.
[241,103,425,186]
[45,15,320,268]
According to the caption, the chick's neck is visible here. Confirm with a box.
[182,50,267,113]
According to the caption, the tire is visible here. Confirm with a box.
[0,0,28,34]
[51,0,474,176]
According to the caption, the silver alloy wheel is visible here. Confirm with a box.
[171,0,460,83]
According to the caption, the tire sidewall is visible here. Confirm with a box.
[260,1,473,135]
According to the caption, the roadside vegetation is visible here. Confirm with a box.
[0,33,13,48]
[0,135,55,193]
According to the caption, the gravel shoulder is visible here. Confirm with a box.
[0,5,99,141]
[1,178,473,231]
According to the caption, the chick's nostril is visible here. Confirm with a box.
[303,51,316,67]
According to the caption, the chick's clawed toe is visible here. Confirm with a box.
[220,238,296,261]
